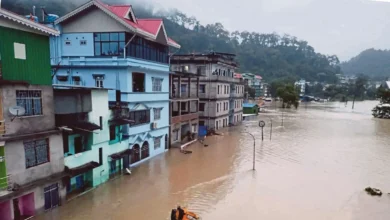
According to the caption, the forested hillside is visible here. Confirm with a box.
[341,48,390,80]
[3,0,342,82]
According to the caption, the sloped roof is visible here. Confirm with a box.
[234,73,243,78]
[55,0,180,48]
[0,8,59,36]
[243,103,258,108]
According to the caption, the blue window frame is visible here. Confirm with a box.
[94,32,125,56]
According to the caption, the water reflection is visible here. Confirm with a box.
[37,101,390,220]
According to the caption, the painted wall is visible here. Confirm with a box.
[53,89,92,114]
[61,33,94,57]
[0,200,12,220]
[5,133,64,185]
[61,7,128,33]
[0,25,52,85]
[1,85,56,136]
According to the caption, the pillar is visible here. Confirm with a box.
[178,76,182,98]
[188,77,191,98]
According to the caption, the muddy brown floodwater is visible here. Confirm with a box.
[38,101,390,220]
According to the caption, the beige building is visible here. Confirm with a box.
[171,52,244,130]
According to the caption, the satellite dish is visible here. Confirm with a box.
[9,106,25,116]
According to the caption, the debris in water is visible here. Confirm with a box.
[365,187,382,196]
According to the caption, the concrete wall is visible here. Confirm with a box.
[61,7,128,33]
[53,89,92,114]
[61,33,94,57]
[4,133,64,185]
[1,85,55,136]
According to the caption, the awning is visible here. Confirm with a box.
[66,161,100,177]
[109,118,134,126]
[109,149,132,160]
[70,122,101,132]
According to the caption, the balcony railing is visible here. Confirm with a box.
[0,174,12,191]
[171,112,199,124]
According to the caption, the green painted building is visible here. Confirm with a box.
[243,103,259,115]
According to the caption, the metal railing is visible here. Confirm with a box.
[0,175,12,191]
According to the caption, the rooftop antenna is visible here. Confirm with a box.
[40,6,45,23]
[9,106,26,122]
[33,6,36,16]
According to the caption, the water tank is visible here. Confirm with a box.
[25,15,38,23]
[45,14,59,23]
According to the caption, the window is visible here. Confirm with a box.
[109,126,116,141]
[199,121,205,126]
[181,102,186,111]
[217,103,219,113]
[173,130,179,141]
[133,73,145,92]
[181,84,187,94]
[94,32,125,56]
[199,84,206,93]
[199,103,205,111]
[154,108,161,120]
[192,124,197,133]
[95,77,104,88]
[16,90,42,116]
[129,110,150,126]
[14,43,26,60]
[65,41,71,46]
[217,85,220,94]
[154,137,161,150]
[24,139,49,168]
[127,36,168,63]
[74,136,83,154]
[197,66,206,75]
[152,78,163,92]
[80,40,87,46]
[72,76,81,86]
[141,141,149,159]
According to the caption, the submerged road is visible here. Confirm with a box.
[38,101,390,220]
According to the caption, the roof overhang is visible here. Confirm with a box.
[0,8,59,36]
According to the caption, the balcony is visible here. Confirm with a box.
[207,75,242,83]
[171,112,199,124]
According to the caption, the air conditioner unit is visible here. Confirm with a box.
[150,122,158,130]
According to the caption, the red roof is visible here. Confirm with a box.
[255,75,262,79]
[234,73,243,78]
[108,5,130,18]
[137,19,163,35]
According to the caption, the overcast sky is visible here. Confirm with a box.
[141,0,390,61]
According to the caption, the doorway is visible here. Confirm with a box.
[44,183,59,211]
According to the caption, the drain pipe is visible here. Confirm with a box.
[123,33,137,59]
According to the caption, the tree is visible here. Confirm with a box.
[276,84,300,109]
[245,85,256,99]
[350,75,368,109]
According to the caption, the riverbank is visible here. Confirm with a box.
[36,101,390,220]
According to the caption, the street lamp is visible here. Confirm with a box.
[242,120,265,171]
[241,131,256,170]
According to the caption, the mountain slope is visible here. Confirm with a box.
[341,48,390,80]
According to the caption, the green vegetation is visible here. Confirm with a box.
[341,48,390,80]
[276,84,300,109]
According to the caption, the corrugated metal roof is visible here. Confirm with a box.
[0,8,59,36]
[243,103,258,108]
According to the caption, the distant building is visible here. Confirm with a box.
[0,7,65,219]
[295,79,306,96]
[171,52,245,130]
[235,73,263,98]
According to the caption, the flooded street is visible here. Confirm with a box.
[38,101,390,220]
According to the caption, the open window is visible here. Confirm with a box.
[132,72,145,92]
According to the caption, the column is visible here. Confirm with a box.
[169,75,172,99]
[188,77,191,98]
[196,77,200,98]
[178,76,182,98]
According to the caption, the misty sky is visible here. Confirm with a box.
[142,0,390,61]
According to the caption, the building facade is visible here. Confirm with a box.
[53,86,132,200]
[0,8,66,220]
[295,79,306,96]
[171,53,244,130]
[49,0,179,167]
[235,73,263,99]
[169,65,200,148]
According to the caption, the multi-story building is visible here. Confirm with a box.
[49,0,179,166]
[295,79,306,96]
[53,86,131,200]
[169,64,201,148]
[236,73,263,98]
[171,52,244,130]
[0,8,66,220]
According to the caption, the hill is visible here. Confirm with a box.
[341,48,390,80]
[3,0,342,83]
